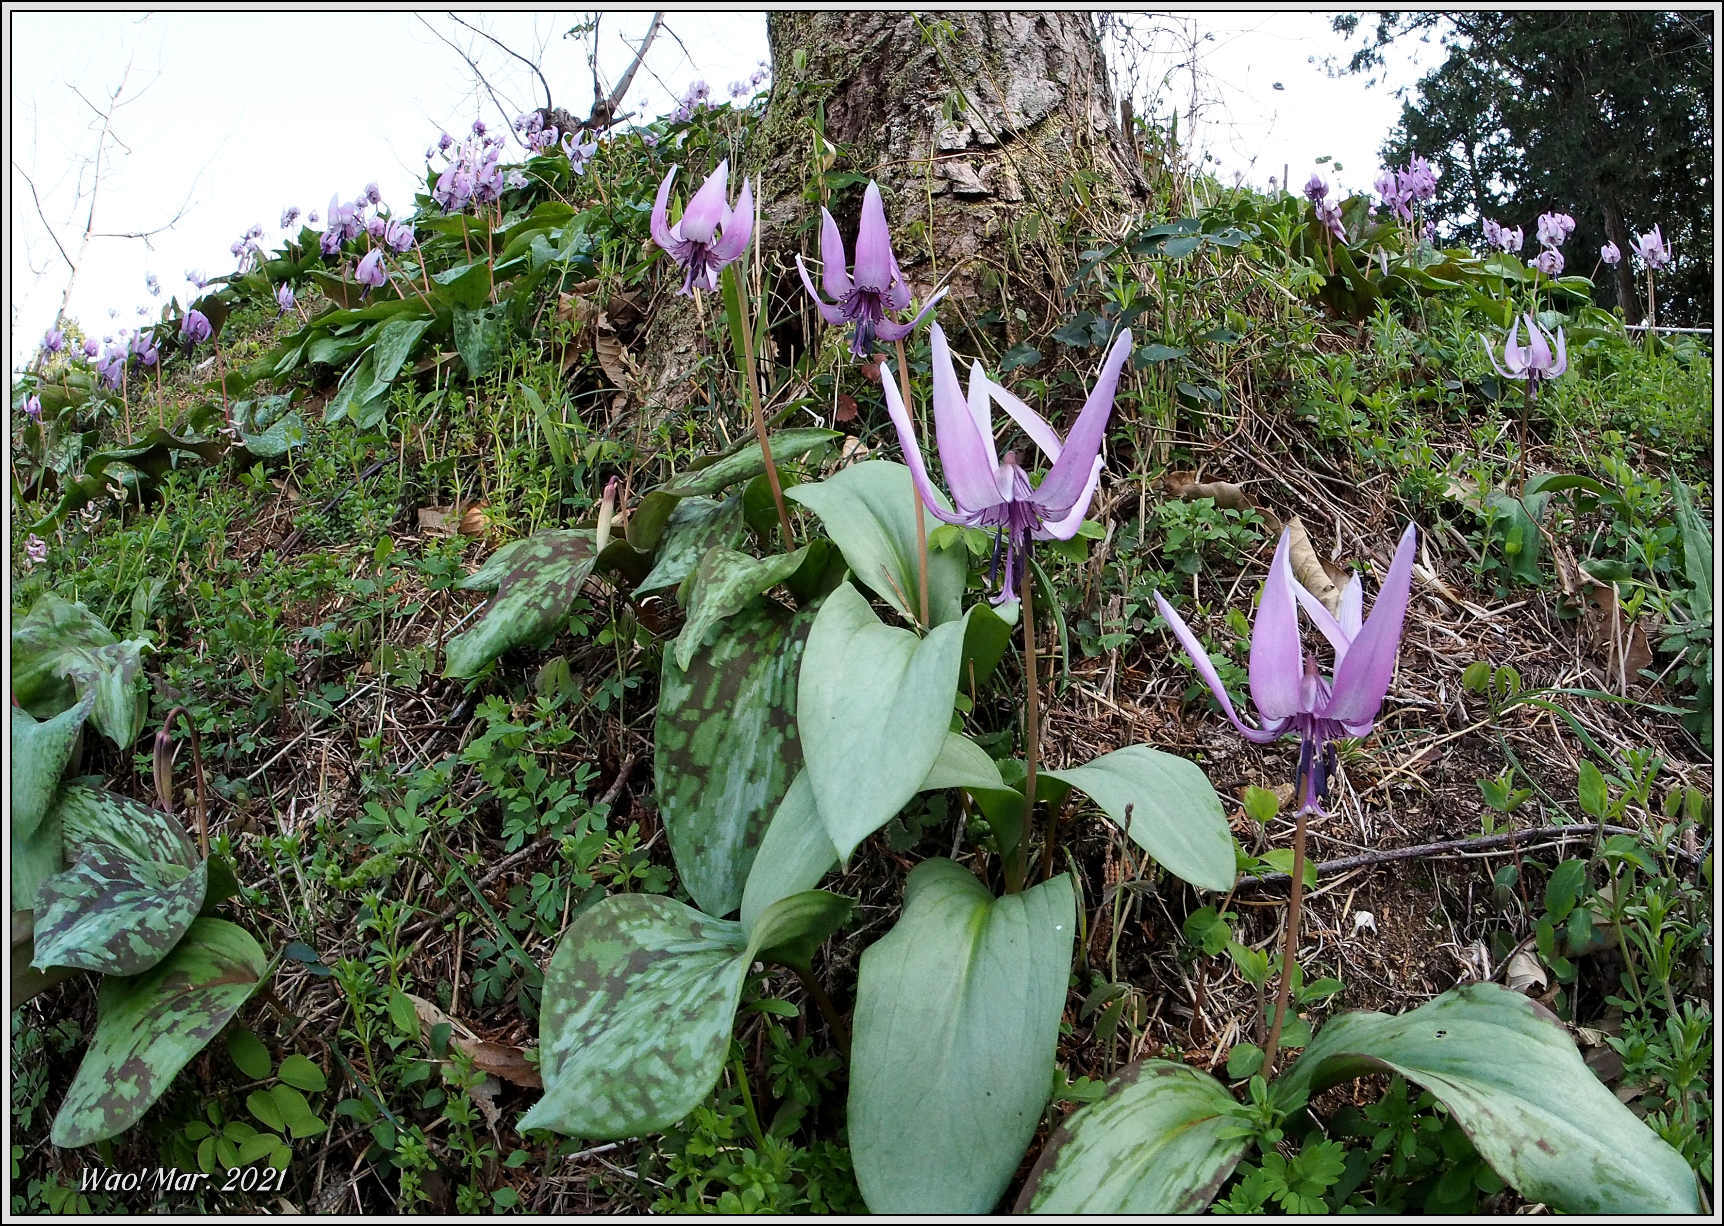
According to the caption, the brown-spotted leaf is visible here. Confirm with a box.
[444,530,598,678]
[32,847,208,976]
[51,917,267,1148]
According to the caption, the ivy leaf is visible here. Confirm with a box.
[444,530,598,678]
[51,918,267,1148]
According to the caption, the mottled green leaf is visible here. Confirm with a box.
[664,428,840,498]
[54,783,201,870]
[797,583,966,864]
[51,918,267,1148]
[522,887,849,1139]
[655,596,817,917]
[32,847,208,976]
[230,396,307,458]
[673,543,824,670]
[1272,983,1699,1214]
[1041,745,1235,892]
[633,495,746,595]
[787,460,967,627]
[1018,1060,1250,1213]
[11,691,94,840]
[444,530,598,678]
[360,315,433,402]
[10,594,150,747]
[849,860,1075,1213]
[432,259,495,309]
[12,911,79,1007]
[453,301,512,378]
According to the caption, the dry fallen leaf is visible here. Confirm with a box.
[407,993,543,1089]
[417,503,490,538]
[1159,470,1252,512]
[1504,944,1549,994]
[838,436,871,467]
[834,393,859,425]
[1286,516,1343,615]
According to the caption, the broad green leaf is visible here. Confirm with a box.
[797,583,967,864]
[357,315,433,404]
[55,783,201,871]
[62,637,152,748]
[11,691,94,840]
[655,597,816,917]
[738,733,1018,929]
[51,918,267,1147]
[1671,475,1712,622]
[12,595,148,743]
[431,260,493,309]
[787,460,966,626]
[1017,1059,1251,1213]
[633,495,747,594]
[323,350,377,424]
[453,301,512,378]
[227,1028,272,1080]
[672,544,823,671]
[230,395,307,458]
[1042,745,1235,892]
[277,1053,328,1093]
[849,860,1075,1214]
[11,913,78,1008]
[664,428,840,498]
[742,889,852,969]
[32,847,208,976]
[1273,983,1699,1213]
[444,530,598,678]
[521,889,848,1138]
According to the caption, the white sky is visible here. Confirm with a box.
[6,8,1424,369]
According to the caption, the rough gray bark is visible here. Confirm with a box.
[634,11,1144,415]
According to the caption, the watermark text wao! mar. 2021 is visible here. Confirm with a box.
[79,1164,288,1196]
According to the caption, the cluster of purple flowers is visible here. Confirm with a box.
[1375,156,1436,224]
[563,130,599,175]
[430,129,509,212]
[671,79,713,123]
[186,269,208,289]
[1481,217,1524,254]
[281,205,301,229]
[1301,173,1346,241]
[516,111,564,154]
[1631,224,1672,270]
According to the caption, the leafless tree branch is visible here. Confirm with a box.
[588,12,662,131]
[447,11,553,111]
[416,14,521,143]
[10,161,75,271]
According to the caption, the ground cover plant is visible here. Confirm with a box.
[9,16,1712,1216]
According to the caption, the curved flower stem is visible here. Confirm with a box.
[893,338,931,627]
[1006,555,1040,894]
[1518,378,1536,485]
[791,963,850,1057]
[731,267,795,548]
[1262,805,1310,1078]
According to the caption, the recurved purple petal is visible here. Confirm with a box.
[880,356,972,528]
[1034,330,1132,516]
[1153,592,1287,744]
[1550,326,1568,378]
[1034,457,1101,540]
[651,166,680,251]
[679,160,730,245]
[1523,314,1551,370]
[985,375,1062,462]
[1291,579,1353,665]
[871,284,948,345]
[796,255,851,325]
[1481,334,1513,380]
[709,176,754,263]
[929,325,1004,514]
[1250,528,1304,723]
[817,206,852,299]
[1325,523,1417,732]
[852,180,895,292]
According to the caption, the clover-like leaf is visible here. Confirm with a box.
[51,918,267,1148]
[444,530,598,678]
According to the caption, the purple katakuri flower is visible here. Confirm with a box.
[563,130,599,173]
[276,282,296,314]
[365,181,382,205]
[308,209,321,224]
[179,308,212,347]
[82,337,100,359]
[97,348,126,388]
[320,226,344,257]
[1483,222,1523,254]
[366,214,387,241]
[1483,313,1568,384]
[1533,248,1564,277]
[796,179,948,358]
[729,80,749,99]
[506,170,528,190]
[1536,212,1576,249]
[145,273,161,297]
[1155,523,1417,814]
[281,205,301,229]
[881,322,1133,604]
[25,535,48,566]
[1398,156,1436,202]
[642,130,659,149]
[1315,198,1346,241]
[186,269,208,288]
[472,119,487,137]
[1632,225,1672,269]
[129,331,159,368]
[650,160,755,295]
[42,328,65,355]
[24,394,43,420]
[384,219,415,254]
[438,132,454,153]
[355,248,387,291]
[1303,173,1329,203]
[1600,241,1621,266]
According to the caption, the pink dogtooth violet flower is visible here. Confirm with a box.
[1483,313,1568,385]
[650,160,755,296]
[1632,224,1673,270]
[1600,241,1621,266]
[796,179,948,358]
[355,248,387,292]
[1536,211,1576,249]
[881,321,1133,605]
[1155,523,1417,814]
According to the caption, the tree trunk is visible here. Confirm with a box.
[633,11,1144,415]
[1600,198,1641,323]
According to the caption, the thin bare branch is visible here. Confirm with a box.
[446,11,553,111]
[594,12,663,130]
[10,162,74,271]
[416,14,521,143]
